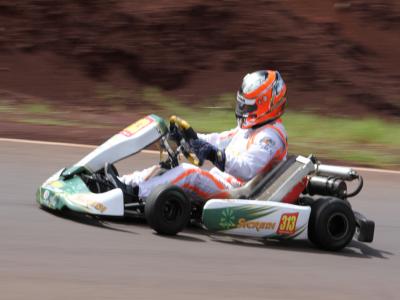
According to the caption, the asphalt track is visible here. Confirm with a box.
[1,139,399,300]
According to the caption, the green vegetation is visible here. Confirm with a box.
[0,99,111,129]
[95,84,133,108]
[20,117,79,127]
[1,86,398,168]
[283,113,400,167]
[19,117,112,129]
[142,87,236,130]
[22,103,53,114]
[0,104,14,112]
[142,87,400,168]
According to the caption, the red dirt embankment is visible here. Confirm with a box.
[0,0,399,118]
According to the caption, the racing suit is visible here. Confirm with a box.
[119,119,287,199]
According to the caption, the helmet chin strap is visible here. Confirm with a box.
[251,116,280,129]
[238,110,282,129]
[236,104,283,129]
[236,116,244,128]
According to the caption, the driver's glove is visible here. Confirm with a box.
[169,124,182,142]
[190,139,226,171]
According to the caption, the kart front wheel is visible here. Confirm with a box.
[308,197,356,251]
[145,185,191,235]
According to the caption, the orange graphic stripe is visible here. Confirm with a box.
[246,126,264,149]
[243,71,276,99]
[209,190,230,199]
[246,122,287,151]
[224,174,244,186]
[181,184,212,199]
[272,125,288,151]
[171,169,225,190]
[220,129,238,141]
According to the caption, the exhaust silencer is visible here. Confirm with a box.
[316,164,359,180]
[306,176,347,199]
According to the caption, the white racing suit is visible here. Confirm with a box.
[119,119,288,199]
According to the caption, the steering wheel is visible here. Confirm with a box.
[168,115,201,166]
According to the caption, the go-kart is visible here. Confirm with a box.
[37,114,375,251]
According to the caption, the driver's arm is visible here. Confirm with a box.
[197,127,238,150]
[225,134,287,181]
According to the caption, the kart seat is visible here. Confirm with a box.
[227,155,297,200]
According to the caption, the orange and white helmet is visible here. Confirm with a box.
[236,70,287,129]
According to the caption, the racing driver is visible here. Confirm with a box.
[106,70,288,201]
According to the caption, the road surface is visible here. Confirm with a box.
[0,139,399,300]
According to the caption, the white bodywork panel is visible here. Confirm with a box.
[75,116,164,172]
[203,199,311,240]
[66,189,124,216]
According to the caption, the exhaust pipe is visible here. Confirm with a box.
[316,164,359,180]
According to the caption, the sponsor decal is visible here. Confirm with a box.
[219,208,236,230]
[260,137,275,152]
[277,212,299,235]
[120,117,153,137]
[89,201,107,213]
[237,218,276,231]
[218,208,276,231]
[69,194,107,213]
[41,189,57,208]
[50,180,64,188]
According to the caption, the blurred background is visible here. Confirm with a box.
[0,0,399,168]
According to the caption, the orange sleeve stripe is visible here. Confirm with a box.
[258,147,286,174]
[246,123,287,150]
[220,129,238,141]
[271,125,288,151]
[254,125,288,174]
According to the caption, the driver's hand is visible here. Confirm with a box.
[169,123,182,142]
[190,139,226,171]
[189,139,208,165]
[169,115,198,140]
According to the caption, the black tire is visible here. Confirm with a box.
[145,185,191,235]
[308,197,356,251]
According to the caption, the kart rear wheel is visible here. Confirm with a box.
[308,197,356,251]
[145,185,191,235]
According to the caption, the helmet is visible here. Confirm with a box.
[236,70,287,129]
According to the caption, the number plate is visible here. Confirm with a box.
[277,212,299,235]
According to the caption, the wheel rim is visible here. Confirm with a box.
[163,198,182,221]
[327,212,349,240]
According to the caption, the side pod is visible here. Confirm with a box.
[202,199,311,240]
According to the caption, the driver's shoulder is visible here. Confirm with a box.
[252,121,287,144]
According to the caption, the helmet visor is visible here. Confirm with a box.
[236,91,256,115]
[235,101,257,117]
